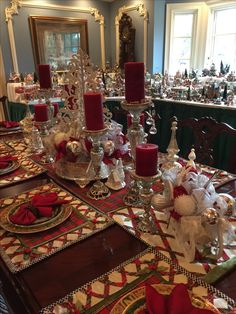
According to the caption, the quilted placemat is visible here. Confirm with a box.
[0,153,46,187]
[41,248,236,314]
[0,141,13,153]
[4,139,31,156]
[0,182,113,273]
[110,206,236,277]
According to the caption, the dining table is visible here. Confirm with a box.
[0,129,236,314]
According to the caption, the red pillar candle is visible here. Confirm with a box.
[34,104,49,122]
[125,62,145,103]
[84,92,104,130]
[38,64,52,89]
[135,143,158,176]
[127,113,145,128]
[52,103,59,117]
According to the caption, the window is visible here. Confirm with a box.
[165,2,208,75]
[169,13,194,74]
[206,6,236,72]
[165,1,236,75]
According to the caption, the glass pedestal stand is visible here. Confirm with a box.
[37,121,55,164]
[130,169,162,234]
[121,99,152,163]
[84,128,111,200]
[123,170,142,206]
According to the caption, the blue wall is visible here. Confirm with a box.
[0,0,166,78]
[1,0,111,77]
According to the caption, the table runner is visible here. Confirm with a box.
[41,247,236,314]
[110,206,236,277]
[36,153,235,214]
[0,182,112,273]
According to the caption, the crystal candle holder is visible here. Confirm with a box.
[121,98,152,163]
[129,169,162,234]
[36,121,55,163]
[83,127,111,200]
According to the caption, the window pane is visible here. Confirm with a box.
[215,9,236,34]
[174,14,193,37]
[213,34,236,69]
[170,59,190,74]
[172,38,192,59]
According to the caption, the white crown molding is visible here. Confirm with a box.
[115,2,148,67]
[5,0,106,72]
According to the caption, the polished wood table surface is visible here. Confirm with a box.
[0,133,236,313]
[0,174,147,313]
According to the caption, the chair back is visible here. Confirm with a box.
[172,116,236,173]
[0,96,10,121]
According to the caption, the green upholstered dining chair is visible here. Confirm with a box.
[172,116,236,173]
[0,96,10,121]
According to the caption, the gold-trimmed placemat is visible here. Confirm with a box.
[0,182,113,273]
[41,247,235,314]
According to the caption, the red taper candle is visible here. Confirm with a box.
[127,113,145,128]
[52,103,59,117]
[125,62,145,103]
[38,64,52,89]
[84,92,104,130]
[135,143,158,176]
[34,104,49,122]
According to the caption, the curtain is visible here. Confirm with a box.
[0,45,7,120]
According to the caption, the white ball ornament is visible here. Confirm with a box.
[174,195,196,216]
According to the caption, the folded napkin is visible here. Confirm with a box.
[146,283,214,314]
[204,256,236,284]
[0,155,17,169]
[0,121,20,128]
[9,193,69,225]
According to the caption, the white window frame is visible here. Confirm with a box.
[164,2,209,74]
[205,1,236,70]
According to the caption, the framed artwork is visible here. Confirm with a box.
[29,16,89,70]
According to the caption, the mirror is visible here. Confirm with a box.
[29,16,89,71]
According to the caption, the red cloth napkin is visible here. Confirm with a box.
[0,155,17,169]
[9,193,70,225]
[145,284,214,314]
[0,121,20,128]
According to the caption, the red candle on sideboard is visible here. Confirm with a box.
[38,64,52,89]
[125,62,145,103]
[127,113,145,128]
[34,104,49,122]
[135,143,158,176]
[53,103,59,117]
[84,92,104,130]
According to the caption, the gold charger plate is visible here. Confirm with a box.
[0,160,20,176]
[0,202,73,234]
[0,126,21,132]
[110,284,220,314]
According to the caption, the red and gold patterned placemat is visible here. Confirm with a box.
[41,248,235,314]
[0,153,46,187]
[0,141,14,154]
[0,182,113,273]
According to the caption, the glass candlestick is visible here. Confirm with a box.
[130,169,162,234]
[123,170,142,206]
[121,99,152,164]
[36,121,55,163]
[83,127,111,200]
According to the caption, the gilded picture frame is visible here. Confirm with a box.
[28,16,89,70]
